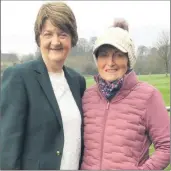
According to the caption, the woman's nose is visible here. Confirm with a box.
[51,34,60,45]
[107,55,115,66]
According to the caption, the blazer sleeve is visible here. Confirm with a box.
[79,76,86,98]
[0,67,28,169]
[139,89,170,170]
[78,75,86,169]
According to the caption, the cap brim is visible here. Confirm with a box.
[93,41,127,55]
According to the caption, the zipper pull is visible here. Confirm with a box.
[106,101,110,110]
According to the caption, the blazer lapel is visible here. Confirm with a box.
[63,67,82,114]
[33,58,63,128]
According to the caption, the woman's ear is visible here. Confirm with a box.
[126,53,130,68]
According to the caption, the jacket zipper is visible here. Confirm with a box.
[100,100,110,169]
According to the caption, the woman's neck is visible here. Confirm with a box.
[43,58,64,73]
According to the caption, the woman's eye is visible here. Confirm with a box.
[59,33,68,38]
[117,53,125,57]
[44,33,52,37]
[118,53,123,56]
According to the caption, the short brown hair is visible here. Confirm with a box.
[34,2,78,47]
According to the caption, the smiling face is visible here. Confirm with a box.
[96,45,129,82]
[39,19,72,67]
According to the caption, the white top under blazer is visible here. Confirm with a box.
[49,70,81,170]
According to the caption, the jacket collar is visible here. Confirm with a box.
[96,71,139,103]
[32,57,82,127]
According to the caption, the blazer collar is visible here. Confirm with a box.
[33,58,82,127]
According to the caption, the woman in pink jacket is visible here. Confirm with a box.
[81,19,170,170]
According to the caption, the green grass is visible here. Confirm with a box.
[85,74,170,170]
[138,74,170,107]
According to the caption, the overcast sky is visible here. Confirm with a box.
[1,1,170,56]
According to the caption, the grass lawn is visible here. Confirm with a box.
[85,74,170,170]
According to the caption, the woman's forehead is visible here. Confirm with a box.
[41,19,70,34]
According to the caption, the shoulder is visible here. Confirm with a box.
[2,60,37,77]
[136,81,157,91]
[83,84,98,98]
[135,81,160,99]
[1,60,39,88]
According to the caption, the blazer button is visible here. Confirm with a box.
[56,150,61,156]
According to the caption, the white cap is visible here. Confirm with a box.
[93,27,137,69]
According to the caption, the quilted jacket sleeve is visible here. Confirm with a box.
[139,89,170,170]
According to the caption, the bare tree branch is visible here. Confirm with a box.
[155,30,170,76]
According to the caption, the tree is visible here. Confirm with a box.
[88,36,97,50]
[137,45,149,58]
[1,53,19,62]
[155,30,170,76]
[21,53,35,62]
[34,47,41,59]
[147,47,164,74]
[134,45,149,75]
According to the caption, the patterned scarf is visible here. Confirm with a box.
[94,69,132,101]
[94,74,124,101]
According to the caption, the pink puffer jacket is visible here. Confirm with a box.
[81,71,170,170]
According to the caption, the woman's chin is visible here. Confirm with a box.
[48,55,65,63]
[103,76,118,82]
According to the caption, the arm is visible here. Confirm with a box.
[0,67,28,169]
[79,76,86,98]
[78,75,86,169]
[139,89,170,170]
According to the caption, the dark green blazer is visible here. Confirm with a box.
[0,58,86,170]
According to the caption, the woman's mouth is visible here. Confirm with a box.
[105,69,118,73]
[50,48,63,51]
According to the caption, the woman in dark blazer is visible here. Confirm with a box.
[0,2,86,170]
